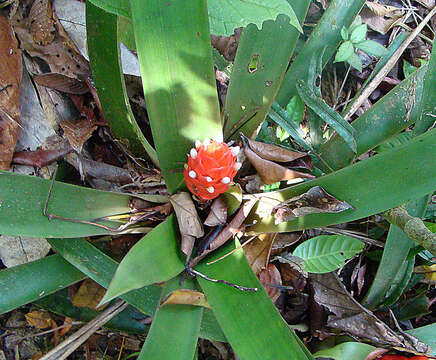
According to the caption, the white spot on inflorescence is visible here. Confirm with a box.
[221,177,231,184]
[184,164,188,170]
[203,138,211,147]
[206,176,212,182]
[190,148,198,159]
[195,140,202,149]
[207,186,215,193]
[231,146,240,156]
[189,170,197,179]
[234,162,242,171]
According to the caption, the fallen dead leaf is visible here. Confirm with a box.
[272,186,353,224]
[160,289,211,309]
[258,263,282,303]
[0,14,22,170]
[244,233,276,275]
[28,0,55,45]
[204,196,228,226]
[25,310,53,329]
[210,28,242,61]
[361,2,407,35]
[58,317,73,337]
[34,73,89,95]
[60,118,98,153]
[71,279,107,311]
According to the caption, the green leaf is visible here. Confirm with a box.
[355,40,388,58]
[403,60,418,78]
[293,235,364,273]
[334,41,354,63]
[48,237,225,341]
[382,258,414,307]
[248,129,436,233]
[208,0,302,35]
[86,2,158,164]
[375,131,414,153]
[35,289,149,334]
[138,277,202,360]
[296,80,357,153]
[197,240,313,360]
[348,14,362,32]
[347,52,363,72]
[286,95,304,125]
[0,255,85,315]
[88,0,130,17]
[349,23,367,44]
[129,0,222,194]
[276,0,366,104]
[0,171,131,238]
[313,342,376,360]
[223,12,308,140]
[100,215,185,305]
[406,324,436,356]
[340,26,349,41]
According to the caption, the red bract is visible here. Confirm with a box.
[184,139,240,201]
[378,356,429,360]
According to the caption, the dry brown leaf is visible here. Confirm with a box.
[0,14,22,170]
[204,197,228,226]
[258,263,282,303]
[244,136,307,163]
[60,118,98,153]
[272,186,353,224]
[271,232,301,252]
[25,310,53,329]
[11,0,90,79]
[34,73,89,95]
[210,28,242,61]
[160,289,211,309]
[58,317,73,337]
[361,2,407,34]
[71,279,107,310]
[244,144,315,185]
[244,233,276,275]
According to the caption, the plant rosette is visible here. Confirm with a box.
[184,139,241,201]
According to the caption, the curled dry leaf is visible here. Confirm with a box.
[170,192,204,257]
[272,186,353,225]
[34,73,89,95]
[361,2,406,35]
[204,196,228,226]
[160,289,211,309]
[210,28,242,62]
[244,233,276,275]
[25,310,53,329]
[244,143,314,185]
[28,0,55,45]
[72,279,107,311]
[0,14,22,170]
[12,139,73,167]
[60,118,98,153]
[243,136,307,163]
[258,263,282,303]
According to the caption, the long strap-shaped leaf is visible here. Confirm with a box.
[138,277,202,360]
[129,0,222,194]
[249,128,436,233]
[86,2,158,165]
[0,171,131,238]
[0,255,85,315]
[48,237,225,341]
[223,0,310,140]
[197,240,313,360]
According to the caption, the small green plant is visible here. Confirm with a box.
[335,15,388,71]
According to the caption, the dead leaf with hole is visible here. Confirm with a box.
[0,14,22,170]
[34,73,89,95]
[244,143,315,185]
[170,192,204,258]
[11,0,90,79]
[259,263,282,303]
[160,289,211,309]
[204,197,227,226]
[25,310,53,329]
[71,279,107,311]
[60,118,98,153]
[210,28,242,61]
[272,186,353,224]
[244,233,276,275]
[310,273,428,352]
[361,2,407,35]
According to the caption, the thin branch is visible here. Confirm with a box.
[187,268,258,292]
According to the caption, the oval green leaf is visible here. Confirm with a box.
[293,235,364,273]
[334,41,354,63]
[313,342,376,360]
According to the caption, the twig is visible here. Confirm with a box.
[39,300,127,360]
[320,227,385,247]
[343,5,436,121]
[382,205,436,256]
[187,268,258,292]
[206,235,257,265]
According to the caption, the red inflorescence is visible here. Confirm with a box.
[184,139,241,201]
[378,356,429,360]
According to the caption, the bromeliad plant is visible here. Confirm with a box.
[1,0,436,359]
